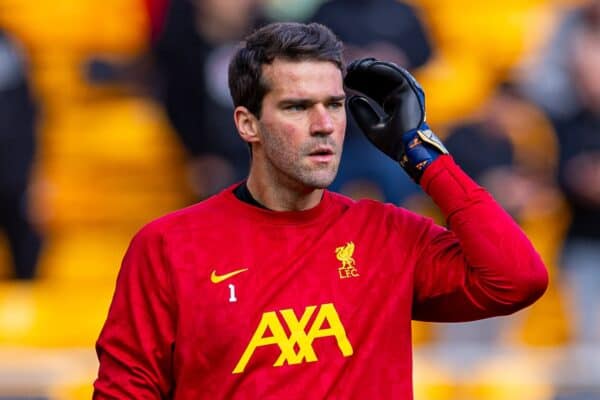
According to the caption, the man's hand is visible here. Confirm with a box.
[344,58,448,182]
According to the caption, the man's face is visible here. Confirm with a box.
[254,59,346,190]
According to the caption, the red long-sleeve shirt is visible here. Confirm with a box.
[94,155,547,399]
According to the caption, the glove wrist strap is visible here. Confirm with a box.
[400,123,449,182]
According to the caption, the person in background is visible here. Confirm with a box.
[153,0,264,198]
[0,29,42,280]
[551,0,600,344]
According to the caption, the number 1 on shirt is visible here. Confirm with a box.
[228,284,238,303]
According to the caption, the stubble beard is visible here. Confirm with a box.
[297,155,340,189]
[259,124,341,191]
[276,145,341,191]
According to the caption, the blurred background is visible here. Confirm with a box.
[0,0,599,398]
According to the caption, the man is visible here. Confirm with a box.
[94,22,547,398]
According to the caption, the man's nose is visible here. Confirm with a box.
[310,105,335,135]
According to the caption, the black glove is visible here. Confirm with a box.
[344,57,448,182]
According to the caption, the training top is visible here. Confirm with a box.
[93,155,548,399]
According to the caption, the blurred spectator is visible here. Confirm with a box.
[260,0,324,22]
[445,118,514,207]
[446,84,560,220]
[521,2,592,119]
[550,0,600,344]
[311,0,431,68]
[153,0,264,198]
[0,29,42,280]
[311,0,433,204]
[438,82,571,345]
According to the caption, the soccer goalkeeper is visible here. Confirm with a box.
[94,21,548,399]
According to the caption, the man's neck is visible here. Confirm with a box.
[246,175,324,212]
[233,182,268,209]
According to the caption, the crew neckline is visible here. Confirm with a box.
[221,183,335,226]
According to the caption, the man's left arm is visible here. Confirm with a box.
[411,155,548,321]
[344,58,548,321]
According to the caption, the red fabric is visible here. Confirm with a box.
[414,155,548,320]
[142,0,170,41]
[94,156,547,399]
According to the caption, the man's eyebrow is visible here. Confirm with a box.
[278,98,312,106]
[329,95,346,102]
[279,95,346,106]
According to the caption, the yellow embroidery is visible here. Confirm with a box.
[335,242,359,279]
[210,268,248,284]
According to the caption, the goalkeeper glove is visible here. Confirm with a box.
[344,57,448,182]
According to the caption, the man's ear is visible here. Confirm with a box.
[234,106,260,144]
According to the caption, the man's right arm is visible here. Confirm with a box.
[94,224,176,398]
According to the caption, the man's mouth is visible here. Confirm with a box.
[308,147,335,162]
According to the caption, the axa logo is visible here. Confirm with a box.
[233,303,353,374]
[335,241,359,279]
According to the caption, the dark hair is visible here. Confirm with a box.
[228,22,344,118]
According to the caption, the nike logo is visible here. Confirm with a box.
[210,268,249,284]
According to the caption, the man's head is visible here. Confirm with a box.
[229,22,347,197]
[228,22,344,118]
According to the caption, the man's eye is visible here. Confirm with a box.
[328,102,344,109]
[286,104,306,111]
